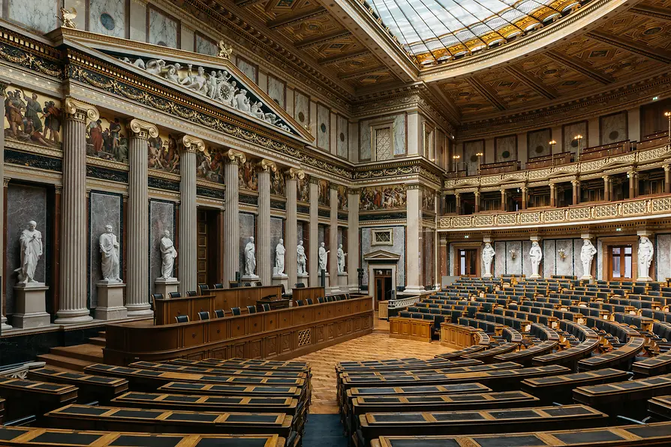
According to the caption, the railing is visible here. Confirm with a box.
[387,295,421,309]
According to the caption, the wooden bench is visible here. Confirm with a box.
[0,378,77,422]
[27,368,128,404]
[0,427,288,446]
[129,361,308,378]
[434,344,487,359]
[356,404,607,446]
[461,342,519,363]
[532,337,599,371]
[573,373,671,418]
[633,350,671,377]
[648,395,671,420]
[158,382,304,399]
[494,340,558,366]
[369,421,671,446]
[336,358,482,373]
[170,358,310,372]
[520,368,630,404]
[577,336,645,371]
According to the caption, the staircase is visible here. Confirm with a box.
[37,332,106,371]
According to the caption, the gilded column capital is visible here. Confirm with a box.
[3,177,11,187]
[225,149,246,165]
[128,119,159,139]
[347,188,360,195]
[182,135,205,153]
[602,175,610,181]
[571,180,580,186]
[330,183,339,191]
[308,176,320,185]
[284,167,305,180]
[64,97,99,123]
[256,159,277,173]
[663,164,670,172]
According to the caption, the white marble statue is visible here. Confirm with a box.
[159,230,178,280]
[318,242,329,273]
[638,236,654,279]
[275,239,286,276]
[580,239,597,278]
[337,244,346,274]
[482,242,495,278]
[244,236,257,277]
[529,241,543,278]
[15,220,42,284]
[297,241,308,275]
[99,225,121,282]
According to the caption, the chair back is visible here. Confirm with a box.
[297,300,305,307]
[317,297,325,304]
[169,292,181,298]
[262,304,271,312]
[214,283,224,289]
[186,290,197,297]
[152,293,164,300]
[198,311,210,320]
[306,298,313,305]
[231,307,241,316]
[214,309,225,318]
[175,315,189,323]
[295,283,305,288]
[198,284,209,295]
[246,305,257,314]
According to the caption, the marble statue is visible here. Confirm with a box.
[482,242,495,278]
[580,239,597,278]
[119,56,292,132]
[15,220,42,284]
[638,236,654,279]
[275,239,286,276]
[99,225,121,282]
[318,242,329,273]
[297,241,307,275]
[337,244,346,274]
[244,236,257,277]
[529,241,543,278]
[159,230,178,280]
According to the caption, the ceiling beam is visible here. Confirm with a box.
[466,76,507,111]
[339,67,388,81]
[504,66,558,100]
[267,8,329,30]
[629,4,671,20]
[235,0,266,7]
[295,31,351,50]
[546,50,614,85]
[319,50,371,66]
[587,30,671,64]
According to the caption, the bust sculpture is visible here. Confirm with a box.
[580,239,597,279]
[244,236,257,277]
[529,241,543,278]
[337,244,346,274]
[638,236,654,279]
[318,242,329,273]
[482,242,495,278]
[297,241,308,275]
[15,220,42,284]
[159,230,178,280]
[275,238,286,276]
[100,224,121,282]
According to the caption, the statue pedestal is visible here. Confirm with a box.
[580,275,593,282]
[12,283,50,329]
[529,274,542,279]
[334,273,348,293]
[272,274,289,292]
[95,281,127,321]
[296,273,309,289]
[638,275,652,282]
[155,278,180,297]
[241,274,260,283]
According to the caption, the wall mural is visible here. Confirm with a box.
[148,132,180,173]
[528,128,552,158]
[4,88,62,148]
[422,187,435,212]
[196,146,225,183]
[600,112,627,145]
[270,169,286,196]
[495,135,517,162]
[318,179,330,207]
[337,185,348,211]
[297,174,310,202]
[86,116,128,163]
[360,185,406,211]
[464,140,484,175]
[238,159,258,191]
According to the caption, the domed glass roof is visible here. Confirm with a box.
[365,0,582,65]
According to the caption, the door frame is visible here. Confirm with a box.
[451,242,482,277]
[367,263,397,303]
[600,236,641,281]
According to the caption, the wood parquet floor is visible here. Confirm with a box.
[294,316,454,414]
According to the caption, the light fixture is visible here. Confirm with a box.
[574,134,584,153]
[464,235,469,239]
[558,248,566,261]
[665,111,671,143]
[476,152,483,157]
[616,228,622,232]
[653,96,659,101]
[549,140,556,146]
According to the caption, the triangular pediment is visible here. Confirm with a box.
[50,28,313,143]
[363,250,401,262]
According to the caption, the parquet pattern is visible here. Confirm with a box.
[293,320,454,414]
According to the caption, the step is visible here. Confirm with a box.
[88,337,106,347]
[36,353,93,372]
[49,344,104,363]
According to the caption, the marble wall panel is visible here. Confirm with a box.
[89,0,125,37]
[318,225,326,248]
[657,234,671,282]
[422,229,435,286]
[195,34,217,56]
[267,76,285,109]
[360,122,371,161]
[392,114,406,156]
[528,128,552,158]
[555,239,574,276]
[297,222,305,247]
[89,192,122,308]
[8,0,57,34]
[543,240,556,278]
[270,217,284,273]
[294,91,309,127]
[148,7,178,48]
[522,241,532,277]
[574,239,585,279]
[239,213,256,276]
[317,104,330,151]
[5,88,62,148]
[236,57,258,84]
[600,112,627,144]
[337,115,349,159]
[563,121,587,154]
[495,135,517,162]
[5,184,48,314]
[129,0,146,42]
[506,241,522,275]
[494,242,506,277]
[361,226,405,287]
[149,200,175,296]
[359,114,405,160]
[596,238,604,281]
[464,140,484,176]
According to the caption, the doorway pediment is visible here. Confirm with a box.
[364,250,401,262]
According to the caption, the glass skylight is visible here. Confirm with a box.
[365,0,581,64]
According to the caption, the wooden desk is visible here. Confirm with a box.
[210,285,282,311]
[292,287,325,304]
[257,298,291,310]
[104,296,374,365]
[389,317,433,342]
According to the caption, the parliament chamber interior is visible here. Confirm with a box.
[1,0,671,444]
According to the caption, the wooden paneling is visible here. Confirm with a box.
[292,287,325,304]
[389,317,433,343]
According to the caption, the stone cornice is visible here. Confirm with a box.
[355,157,445,189]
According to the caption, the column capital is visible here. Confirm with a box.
[308,176,320,185]
[474,190,481,197]
[181,135,205,153]
[347,187,360,195]
[256,159,277,173]
[284,167,305,180]
[0,77,12,96]
[406,184,421,190]
[128,119,159,139]
[521,186,528,192]
[329,183,339,191]
[3,177,11,187]
[664,164,670,172]
[64,97,99,123]
[225,149,246,165]
[571,179,581,186]
[602,175,610,181]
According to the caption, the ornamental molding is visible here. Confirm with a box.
[257,159,277,173]
[285,167,305,180]
[182,135,206,153]
[64,96,99,121]
[225,149,246,165]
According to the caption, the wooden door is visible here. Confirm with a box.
[609,245,633,280]
[457,249,478,276]
[373,269,392,310]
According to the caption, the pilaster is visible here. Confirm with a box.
[256,159,276,285]
[224,150,246,286]
[178,135,203,294]
[0,80,9,330]
[405,184,423,294]
[329,184,338,289]
[347,189,360,292]
[285,169,302,291]
[309,177,319,286]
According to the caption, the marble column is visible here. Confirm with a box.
[455,193,461,215]
[474,191,480,213]
[224,150,246,286]
[285,169,302,291]
[665,165,671,194]
[256,159,276,286]
[309,178,319,287]
[347,189,360,292]
[500,190,506,211]
[603,176,610,202]
[178,136,203,294]
[124,119,157,317]
[405,185,423,294]
[55,98,98,324]
[628,171,636,199]
[329,185,338,289]
[521,187,528,210]
[572,180,580,206]
[0,80,10,330]
[549,183,556,207]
